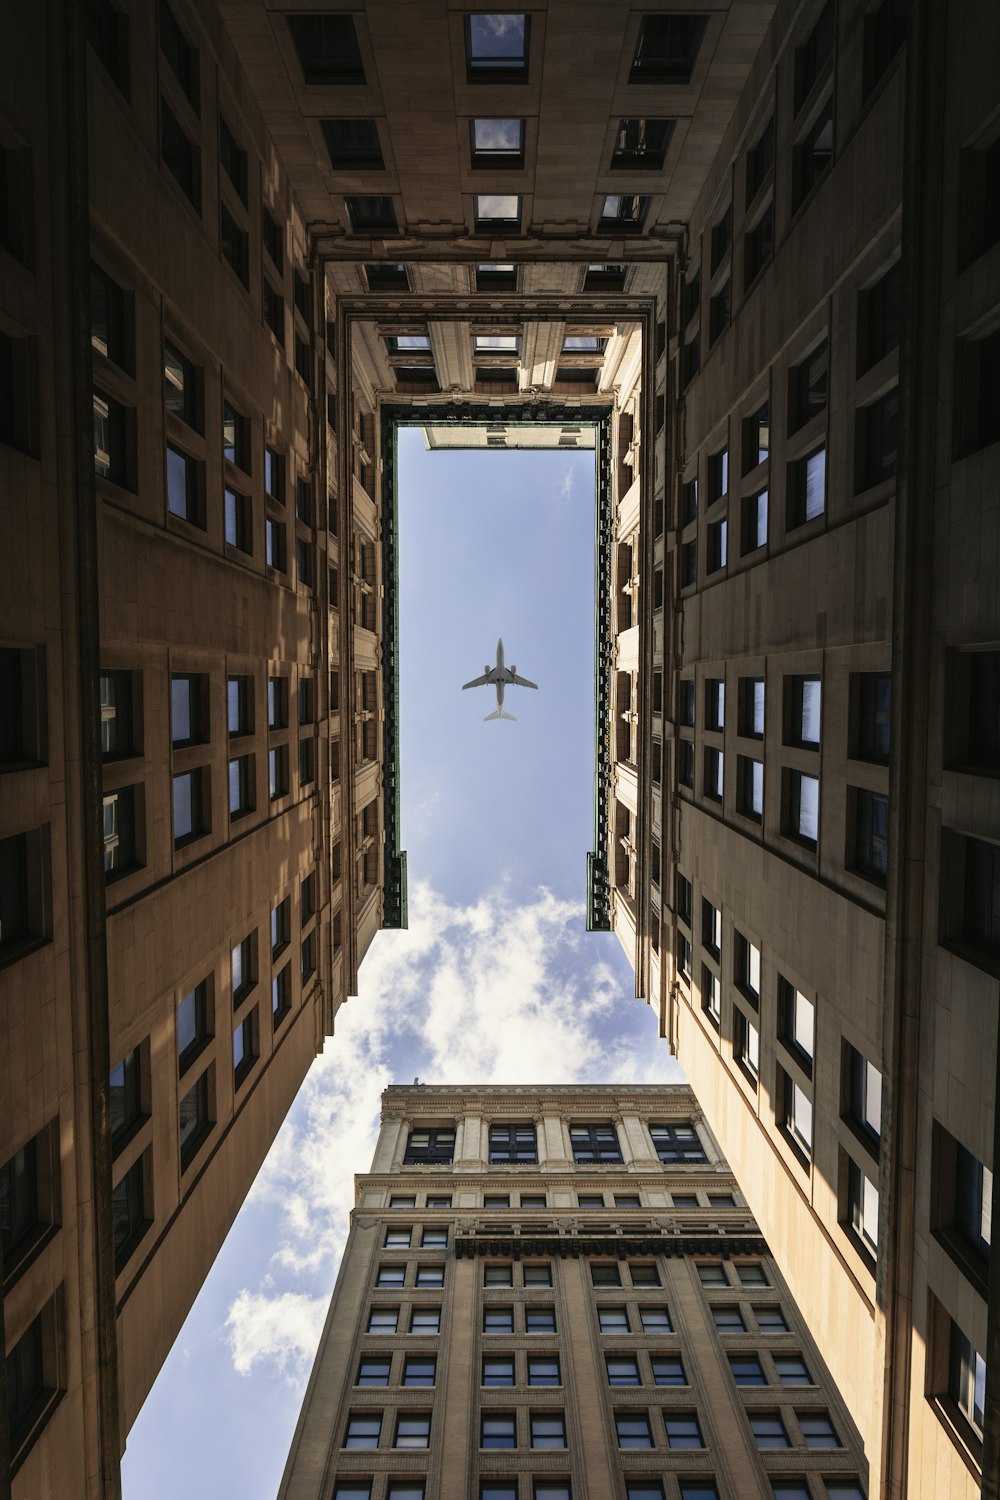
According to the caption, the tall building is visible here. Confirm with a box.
[279,1083,869,1500]
[1,1,997,1498]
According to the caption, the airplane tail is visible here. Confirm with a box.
[484,709,516,722]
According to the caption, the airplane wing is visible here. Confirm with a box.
[462,674,491,690]
[508,673,538,690]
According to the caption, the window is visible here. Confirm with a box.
[483,1354,515,1387]
[569,1123,622,1163]
[616,1412,654,1448]
[103,787,139,878]
[415,1265,444,1287]
[233,1010,256,1084]
[640,1306,672,1334]
[730,1354,767,1386]
[782,1073,813,1158]
[530,1412,567,1449]
[482,1488,517,1500]
[224,488,252,553]
[178,1068,211,1166]
[859,260,902,373]
[751,1413,792,1450]
[92,265,131,370]
[160,99,199,208]
[697,1262,726,1285]
[286,13,365,84]
[385,1227,411,1248]
[321,118,383,169]
[592,1264,621,1288]
[737,757,764,820]
[598,1307,629,1333]
[166,442,203,525]
[746,118,774,204]
[465,13,529,81]
[963,835,1000,958]
[960,136,1000,268]
[736,1263,768,1286]
[421,1226,447,1248]
[630,13,706,83]
[606,1355,640,1386]
[743,488,768,552]
[824,1486,865,1500]
[853,788,889,881]
[477,263,517,291]
[863,0,906,99]
[736,1010,761,1081]
[711,204,733,272]
[484,1307,514,1334]
[756,1306,788,1331]
[367,1307,399,1333]
[793,100,834,209]
[481,1412,516,1449]
[485,1194,511,1209]
[271,895,291,957]
[523,1263,552,1285]
[612,117,674,169]
[410,1306,440,1333]
[679,679,696,726]
[598,194,648,233]
[109,1046,144,1153]
[788,446,827,528]
[743,402,769,473]
[615,1193,641,1208]
[489,1122,537,1163]
[790,343,828,432]
[159,0,198,104]
[734,932,761,1002]
[707,447,728,503]
[222,401,249,473]
[950,1323,986,1438]
[707,518,727,573]
[344,1412,382,1449]
[681,482,698,528]
[395,1412,431,1448]
[263,277,284,342]
[744,202,774,290]
[271,964,291,1025]
[578,1194,604,1209]
[404,1127,455,1163]
[220,202,249,288]
[525,1306,556,1333]
[649,1122,706,1164]
[651,1355,687,1386]
[474,194,521,232]
[177,980,209,1069]
[702,895,722,953]
[713,1307,746,1331]
[356,1356,391,1386]
[853,672,891,761]
[0,1132,48,1271]
[0,649,43,768]
[702,967,721,1026]
[681,540,697,589]
[93,389,132,486]
[955,1140,993,1262]
[528,1355,561,1386]
[228,754,254,818]
[709,282,731,345]
[665,1413,703,1449]
[470,118,525,167]
[88,0,130,95]
[628,1488,665,1500]
[845,1043,882,1143]
[774,1355,813,1386]
[365,263,409,292]
[857,388,898,489]
[346,195,398,232]
[798,1410,840,1448]
[704,747,724,801]
[780,980,815,1065]
[5,1309,57,1458]
[846,1157,880,1255]
[268,745,289,800]
[786,771,819,846]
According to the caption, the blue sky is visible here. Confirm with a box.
[121,428,683,1498]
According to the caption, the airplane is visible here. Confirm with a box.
[462,638,538,721]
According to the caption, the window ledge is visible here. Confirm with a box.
[929,1394,983,1480]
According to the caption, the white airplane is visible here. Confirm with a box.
[462,638,538,721]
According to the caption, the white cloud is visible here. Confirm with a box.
[560,465,575,498]
[224,879,684,1381]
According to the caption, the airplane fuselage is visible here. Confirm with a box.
[462,636,537,720]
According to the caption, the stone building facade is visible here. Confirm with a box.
[279,1083,869,1500]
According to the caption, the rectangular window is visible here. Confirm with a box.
[220,201,249,288]
[853,671,892,761]
[227,676,253,738]
[92,264,132,370]
[649,1122,706,1164]
[402,1356,436,1386]
[788,446,826,527]
[951,1322,987,1437]
[465,13,529,80]
[857,387,898,490]
[356,1357,390,1386]
[598,194,648,233]
[177,979,209,1070]
[779,979,815,1063]
[742,488,768,553]
[172,768,209,845]
[750,1412,790,1449]
[845,1043,882,1143]
[651,1355,687,1386]
[774,1355,813,1386]
[474,194,521,232]
[736,1009,760,1080]
[854,788,889,880]
[606,1355,640,1386]
[178,1068,211,1166]
[569,1123,622,1162]
[782,1070,813,1157]
[847,1156,879,1255]
[470,117,525,167]
[394,1412,431,1448]
[93,388,131,486]
[227,754,254,818]
[743,402,769,472]
[102,786,140,878]
[746,117,774,205]
[345,195,398,232]
[616,1412,654,1449]
[321,118,384,169]
[88,0,130,95]
[862,0,906,99]
[268,745,289,800]
[160,98,199,208]
[482,1354,514,1387]
[786,770,819,846]
[528,1356,560,1386]
[530,1412,566,1448]
[640,1306,672,1333]
[286,13,364,84]
[737,756,764,820]
[964,835,1000,958]
[481,1412,515,1449]
[404,1127,456,1164]
[110,1045,144,1152]
[612,117,674,170]
[223,400,250,473]
[232,934,256,1003]
[729,1354,767,1386]
[790,342,829,431]
[166,442,203,525]
[744,203,774,289]
[665,1413,703,1449]
[709,281,731,345]
[793,99,834,209]
[713,1306,746,1331]
[525,1306,556,1334]
[704,747,724,801]
[233,1009,256,1083]
[271,964,291,1025]
[630,13,706,84]
[415,1264,444,1287]
[734,932,761,1002]
[489,1122,537,1163]
[591,1263,621,1287]
[707,518,727,573]
[522,1262,551,1284]
[702,966,721,1026]
[476,263,517,291]
[410,1306,440,1332]
[366,1307,398,1333]
[483,1306,514,1334]
[265,517,287,571]
[5,1310,56,1458]
[798,1410,841,1448]
[224,488,252,553]
[344,1412,382,1449]
[0,1133,47,1269]
[859,259,902,373]
[598,1307,629,1333]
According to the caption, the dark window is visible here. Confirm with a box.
[964,651,1000,769]
[224,488,252,553]
[707,518,727,573]
[854,671,891,761]
[5,1312,51,1453]
[286,13,365,85]
[92,389,132,487]
[854,789,889,880]
[793,99,834,209]
[955,1139,993,1263]
[160,98,199,208]
[271,895,291,956]
[321,118,383,170]
[630,14,707,83]
[227,676,253,738]
[99,670,134,760]
[220,201,249,289]
[402,1356,436,1387]
[787,446,826,528]
[91,264,132,371]
[227,754,254,817]
[404,1127,456,1163]
[171,674,209,746]
[219,114,248,203]
[787,675,822,748]
[681,336,700,387]
[955,328,1000,457]
[963,836,1000,959]
[750,1412,790,1449]
[223,400,250,472]
[569,1123,622,1163]
[859,260,902,373]
[598,194,648,233]
[356,1357,391,1386]
[746,118,774,206]
[178,1068,211,1166]
[795,1,834,110]
[730,1354,767,1385]
[177,979,209,1070]
[465,13,529,82]
[481,1411,516,1448]
[960,136,1000,268]
[265,517,286,572]
[365,263,409,291]
[166,443,204,526]
[344,1412,382,1449]
[262,208,284,272]
[231,932,256,1002]
[665,1413,704,1449]
[598,1306,629,1333]
[528,1355,560,1386]
[799,1410,841,1449]
[164,340,200,430]
[584,263,627,292]
[606,1355,640,1386]
[102,787,139,878]
[737,756,764,820]
[616,1412,654,1448]
[470,118,525,167]
[263,281,284,342]
[110,1045,143,1152]
[0,1135,41,1267]
[863,0,906,101]
[489,1123,537,1163]
[857,388,898,490]
[845,1042,882,1143]
[774,1354,813,1385]
[159,0,198,108]
[649,1122,706,1163]
[709,281,731,344]
[271,964,291,1025]
[743,402,769,472]
[112,1155,148,1269]
[790,342,828,431]
[743,203,774,290]
[525,1306,556,1333]
[346,195,397,232]
[483,1306,514,1333]
[710,205,732,272]
[88,0,131,97]
[530,1412,566,1448]
[477,263,517,291]
[612,118,674,170]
